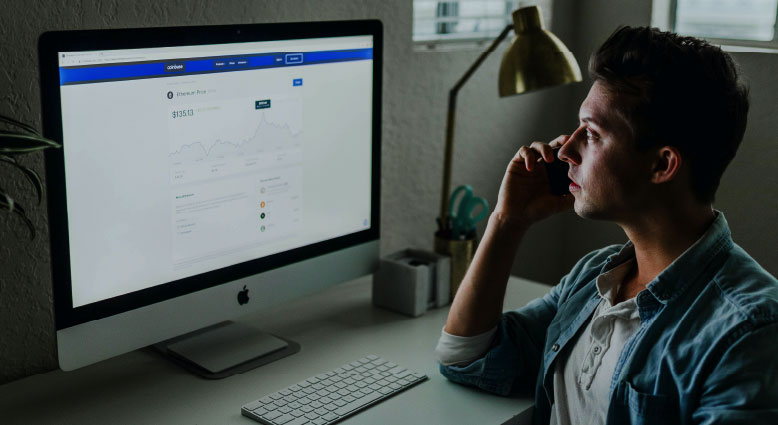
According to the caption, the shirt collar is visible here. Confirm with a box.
[599,210,733,306]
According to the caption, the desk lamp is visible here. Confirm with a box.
[437,5,581,237]
[434,5,582,282]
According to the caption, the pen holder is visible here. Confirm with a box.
[434,232,476,301]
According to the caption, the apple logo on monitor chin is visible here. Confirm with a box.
[237,285,250,305]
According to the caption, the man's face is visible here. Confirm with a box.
[558,81,654,221]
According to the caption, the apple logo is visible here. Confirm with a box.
[237,285,250,305]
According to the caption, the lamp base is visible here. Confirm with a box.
[434,232,475,301]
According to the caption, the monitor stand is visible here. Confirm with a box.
[153,321,300,379]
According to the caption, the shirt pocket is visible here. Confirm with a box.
[625,381,681,425]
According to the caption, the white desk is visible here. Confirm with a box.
[0,276,550,425]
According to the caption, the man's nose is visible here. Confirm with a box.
[558,127,584,165]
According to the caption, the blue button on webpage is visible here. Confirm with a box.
[293,78,303,86]
[285,53,303,64]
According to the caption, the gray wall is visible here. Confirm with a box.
[0,0,577,384]
[1,0,776,385]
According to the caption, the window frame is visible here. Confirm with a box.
[652,0,778,52]
[412,0,551,51]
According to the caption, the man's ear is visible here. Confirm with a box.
[651,146,682,184]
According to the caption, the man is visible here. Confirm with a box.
[435,26,778,424]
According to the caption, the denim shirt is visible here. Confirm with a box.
[439,212,778,425]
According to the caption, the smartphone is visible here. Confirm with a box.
[544,147,572,196]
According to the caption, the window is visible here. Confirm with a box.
[653,0,778,50]
[413,0,553,49]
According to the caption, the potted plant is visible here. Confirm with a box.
[0,114,61,239]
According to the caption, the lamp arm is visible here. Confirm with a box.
[439,24,514,224]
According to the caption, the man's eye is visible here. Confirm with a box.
[586,129,595,140]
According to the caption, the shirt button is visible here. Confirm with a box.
[552,343,560,352]
[593,346,601,354]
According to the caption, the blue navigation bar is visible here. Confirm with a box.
[59,48,372,85]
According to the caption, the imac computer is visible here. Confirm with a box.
[39,20,382,375]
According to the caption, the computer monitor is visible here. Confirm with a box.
[39,20,382,375]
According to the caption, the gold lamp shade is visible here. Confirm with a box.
[498,6,582,97]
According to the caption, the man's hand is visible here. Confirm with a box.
[493,135,574,226]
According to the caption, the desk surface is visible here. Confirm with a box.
[0,276,550,425]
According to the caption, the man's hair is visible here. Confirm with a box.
[589,26,749,204]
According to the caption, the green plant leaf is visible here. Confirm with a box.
[0,132,61,154]
[0,155,44,204]
[0,189,15,212]
[0,114,40,136]
[0,189,35,240]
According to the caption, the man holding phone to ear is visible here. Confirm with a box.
[435,26,778,424]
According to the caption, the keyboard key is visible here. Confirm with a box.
[378,387,393,395]
[244,400,262,411]
[322,413,339,421]
[334,392,382,416]
[270,393,284,400]
[273,413,294,424]
[290,410,306,418]
[279,389,292,396]
[343,395,355,403]
[288,402,302,409]
[301,405,314,413]
[366,355,378,360]
[297,397,312,405]
[297,381,310,388]
[285,417,311,425]
[253,407,268,416]
[264,410,282,420]
[312,419,327,425]
[305,412,318,420]
[314,407,328,415]
[279,406,292,414]
[334,399,347,407]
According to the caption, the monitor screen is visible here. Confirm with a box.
[40,21,381,370]
[58,36,373,307]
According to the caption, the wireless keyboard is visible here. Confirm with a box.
[241,355,428,425]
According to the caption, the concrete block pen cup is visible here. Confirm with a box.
[434,185,488,300]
